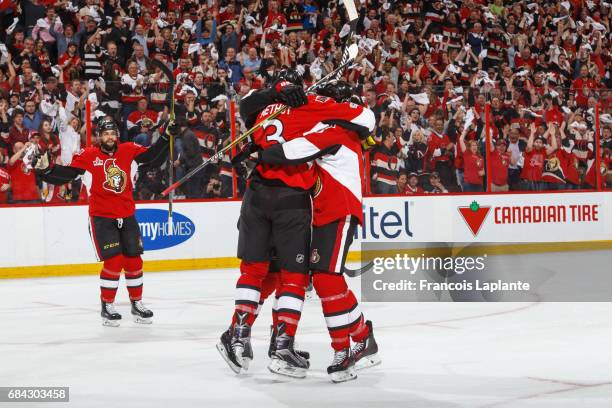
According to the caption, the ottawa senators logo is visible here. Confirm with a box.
[545,157,561,172]
[102,159,127,193]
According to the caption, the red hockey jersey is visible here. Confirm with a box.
[257,97,376,225]
[252,94,374,192]
[69,143,147,218]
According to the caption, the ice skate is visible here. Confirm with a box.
[268,325,310,360]
[327,348,357,383]
[217,312,253,374]
[352,320,381,370]
[268,324,310,378]
[101,300,121,327]
[216,329,242,374]
[131,300,153,324]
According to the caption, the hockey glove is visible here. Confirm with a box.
[164,122,181,140]
[232,142,260,179]
[273,81,308,108]
[33,151,52,173]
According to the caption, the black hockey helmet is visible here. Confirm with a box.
[96,117,119,137]
[317,80,354,103]
[271,68,303,87]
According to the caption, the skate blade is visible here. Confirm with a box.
[329,367,357,383]
[238,355,251,372]
[268,358,308,379]
[216,342,242,374]
[132,315,152,324]
[102,318,120,327]
[355,353,381,370]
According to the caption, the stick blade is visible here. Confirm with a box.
[342,0,359,22]
[347,43,359,61]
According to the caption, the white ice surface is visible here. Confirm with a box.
[1,266,611,408]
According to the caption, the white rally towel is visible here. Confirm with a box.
[211,94,228,103]
[36,18,51,30]
[188,43,202,55]
[447,96,463,105]
[409,93,430,105]
[6,17,19,35]
[447,64,461,74]
[178,85,198,97]
[463,108,475,131]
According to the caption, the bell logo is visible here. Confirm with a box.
[458,201,491,237]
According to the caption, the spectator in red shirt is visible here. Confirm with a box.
[571,65,598,108]
[126,98,160,144]
[7,141,39,202]
[403,173,424,195]
[521,123,558,191]
[458,127,484,192]
[490,138,513,192]
[426,116,455,190]
[8,109,29,152]
[0,166,10,203]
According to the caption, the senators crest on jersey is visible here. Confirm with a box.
[102,159,127,193]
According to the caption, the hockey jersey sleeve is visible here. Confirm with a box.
[133,137,169,165]
[239,88,277,128]
[258,138,341,165]
[40,149,89,185]
[306,96,376,138]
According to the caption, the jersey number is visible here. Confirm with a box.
[263,119,286,144]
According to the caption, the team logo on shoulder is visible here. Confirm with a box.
[102,159,127,193]
[310,249,320,264]
[93,157,104,166]
[313,176,322,198]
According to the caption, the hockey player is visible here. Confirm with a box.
[253,81,381,383]
[217,69,314,376]
[34,118,173,326]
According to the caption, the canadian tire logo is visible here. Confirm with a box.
[458,201,491,237]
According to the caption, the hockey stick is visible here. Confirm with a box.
[334,0,360,81]
[151,59,176,234]
[160,44,359,197]
[343,261,374,278]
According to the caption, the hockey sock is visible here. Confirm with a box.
[272,294,279,329]
[346,290,370,342]
[232,261,270,327]
[275,270,308,337]
[100,255,123,303]
[312,272,363,351]
[254,272,280,319]
[124,255,144,301]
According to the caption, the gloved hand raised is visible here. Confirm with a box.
[164,122,182,139]
[272,80,308,108]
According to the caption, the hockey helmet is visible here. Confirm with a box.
[271,68,304,87]
[317,80,354,103]
[96,118,119,137]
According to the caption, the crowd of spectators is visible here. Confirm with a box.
[0,0,610,204]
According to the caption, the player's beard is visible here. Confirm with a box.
[100,139,117,153]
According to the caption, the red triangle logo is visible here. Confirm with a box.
[458,201,491,237]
